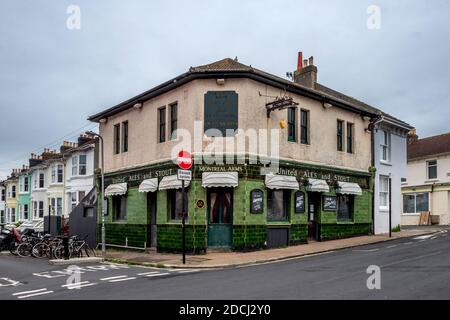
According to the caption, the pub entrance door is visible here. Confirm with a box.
[307,192,320,241]
[147,192,157,248]
[207,188,233,248]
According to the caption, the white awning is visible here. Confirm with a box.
[105,183,127,196]
[159,175,190,190]
[337,181,362,195]
[138,178,158,193]
[202,172,239,188]
[307,179,330,193]
[265,174,299,190]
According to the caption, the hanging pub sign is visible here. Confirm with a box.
[250,189,264,214]
[294,191,305,213]
[323,196,337,211]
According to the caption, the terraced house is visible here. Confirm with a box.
[88,53,405,252]
[17,166,31,223]
[4,170,18,224]
[0,183,5,225]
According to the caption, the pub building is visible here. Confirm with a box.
[88,53,383,252]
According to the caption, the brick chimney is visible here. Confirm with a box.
[78,133,95,147]
[293,51,318,89]
[29,153,44,168]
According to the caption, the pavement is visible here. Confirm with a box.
[0,226,448,299]
[104,226,444,268]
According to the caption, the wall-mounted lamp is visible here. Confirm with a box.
[133,102,143,109]
[216,78,225,85]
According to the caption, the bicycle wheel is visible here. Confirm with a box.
[32,243,49,259]
[83,244,96,257]
[18,243,33,257]
[9,243,19,255]
[54,245,72,259]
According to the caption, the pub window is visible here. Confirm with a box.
[337,195,354,222]
[122,121,128,153]
[112,195,127,221]
[168,189,188,220]
[337,120,344,151]
[287,107,297,142]
[170,103,178,140]
[347,122,354,154]
[114,124,120,154]
[294,191,305,213]
[250,189,264,214]
[300,109,309,145]
[158,107,166,143]
[267,189,289,221]
[427,160,437,180]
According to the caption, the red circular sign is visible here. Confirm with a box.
[177,150,192,170]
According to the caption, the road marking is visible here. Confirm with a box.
[61,281,89,288]
[145,273,169,277]
[109,277,136,282]
[403,242,413,245]
[137,271,160,276]
[0,278,22,287]
[100,275,128,281]
[13,288,54,299]
[13,288,47,296]
[430,237,437,240]
[387,245,397,248]
[177,270,199,273]
[66,283,97,290]
[352,249,379,252]
[413,234,435,240]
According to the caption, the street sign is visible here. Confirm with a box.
[177,169,192,181]
[177,150,192,170]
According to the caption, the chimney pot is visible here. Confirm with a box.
[303,59,308,67]
[297,52,303,71]
[309,56,314,66]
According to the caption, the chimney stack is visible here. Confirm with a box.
[294,51,318,89]
[407,129,419,144]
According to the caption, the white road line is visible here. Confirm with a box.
[430,237,437,240]
[145,273,169,277]
[414,234,434,240]
[387,245,397,248]
[61,281,89,288]
[109,277,136,282]
[100,275,128,281]
[13,288,47,296]
[352,249,379,252]
[67,283,97,290]
[403,242,413,245]
[177,270,198,273]
[16,290,54,299]
[137,271,160,276]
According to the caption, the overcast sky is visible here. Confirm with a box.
[1,0,449,179]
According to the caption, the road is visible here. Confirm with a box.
[0,228,449,300]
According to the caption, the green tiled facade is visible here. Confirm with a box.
[98,159,374,253]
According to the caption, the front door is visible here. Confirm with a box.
[308,192,320,240]
[207,188,233,248]
[147,192,157,247]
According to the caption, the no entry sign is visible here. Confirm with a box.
[177,150,192,170]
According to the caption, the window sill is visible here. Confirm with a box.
[380,161,392,166]
[379,207,390,212]
[425,179,439,183]
[337,220,355,224]
[401,213,421,216]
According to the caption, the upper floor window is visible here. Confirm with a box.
[170,103,178,140]
[114,124,120,154]
[300,109,309,145]
[39,173,45,188]
[11,186,16,198]
[1,188,5,201]
[337,120,344,151]
[158,107,166,143]
[287,107,297,142]
[427,160,437,180]
[72,155,87,176]
[346,123,354,154]
[52,164,63,183]
[380,130,391,162]
[23,176,29,192]
[122,121,128,152]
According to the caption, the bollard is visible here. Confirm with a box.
[63,235,70,260]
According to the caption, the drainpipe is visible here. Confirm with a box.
[370,115,383,235]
